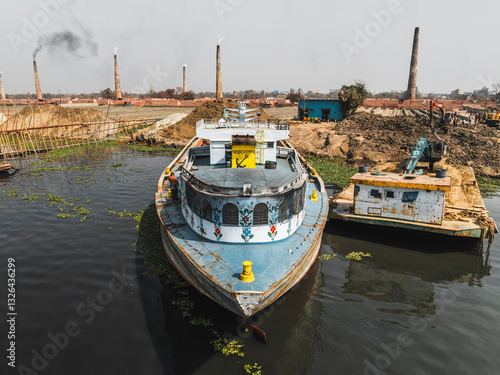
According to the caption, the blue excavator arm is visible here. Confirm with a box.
[404,138,430,174]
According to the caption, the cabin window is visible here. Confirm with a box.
[354,185,360,197]
[222,203,239,225]
[253,203,269,225]
[385,191,395,198]
[279,200,289,221]
[267,142,274,148]
[370,189,382,198]
[202,199,212,221]
[402,191,419,203]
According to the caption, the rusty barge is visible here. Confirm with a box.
[155,101,328,318]
[329,166,497,248]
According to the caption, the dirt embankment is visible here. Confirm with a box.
[289,112,500,178]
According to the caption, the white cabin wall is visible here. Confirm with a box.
[354,184,446,224]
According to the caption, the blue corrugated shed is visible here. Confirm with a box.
[298,99,342,121]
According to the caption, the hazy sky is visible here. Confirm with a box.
[1,0,499,95]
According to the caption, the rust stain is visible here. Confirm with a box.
[212,252,226,264]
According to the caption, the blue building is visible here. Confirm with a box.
[298,99,342,121]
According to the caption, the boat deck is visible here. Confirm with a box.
[189,154,297,189]
[158,179,328,294]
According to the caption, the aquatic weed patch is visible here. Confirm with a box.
[346,251,372,261]
[21,193,40,202]
[211,338,245,357]
[305,156,357,188]
[318,253,337,260]
[244,363,263,375]
[477,176,500,198]
[128,144,180,153]
[3,188,20,197]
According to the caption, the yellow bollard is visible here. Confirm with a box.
[310,168,317,176]
[310,189,318,202]
[167,188,172,200]
[240,261,255,282]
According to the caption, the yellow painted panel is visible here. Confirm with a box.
[350,178,451,191]
[232,143,256,168]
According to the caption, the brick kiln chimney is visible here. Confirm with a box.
[33,60,43,101]
[0,72,6,101]
[406,27,419,100]
[183,65,187,93]
[114,54,122,100]
[216,45,222,100]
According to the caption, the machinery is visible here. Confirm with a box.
[404,137,447,174]
[485,112,500,127]
[429,99,445,128]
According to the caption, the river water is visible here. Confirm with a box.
[1,146,499,375]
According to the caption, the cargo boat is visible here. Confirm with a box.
[155,101,328,317]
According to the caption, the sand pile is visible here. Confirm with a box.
[2,104,106,131]
[137,100,275,146]
[160,100,274,141]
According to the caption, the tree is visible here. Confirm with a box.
[180,91,196,100]
[100,88,115,99]
[338,82,368,118]
[286,92,304,104]
[492,83,500,101]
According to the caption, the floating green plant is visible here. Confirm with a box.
[318,253,337,260]
[477,176,500,198]
[4,189,20,197]
[44,193,72,206]
[171,297,194,319]
[211,338,245,357]
[189,317,213,327]
[128,144,180,153]
[57,213,74,219]
[244,363,263,375]
[21,194,40,202]
[346,252,372,261]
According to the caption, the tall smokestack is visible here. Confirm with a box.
[406,27,419,100]
[183,65,187,93]
[33,60,43,101]
[114,53,122,100]
[0,72,6,101]
[216,45,222,100]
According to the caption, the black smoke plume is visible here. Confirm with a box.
[32,31,98,60]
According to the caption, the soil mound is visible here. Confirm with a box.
[2,104,106,131]
[160,100,274,141]
[290,112,500,178]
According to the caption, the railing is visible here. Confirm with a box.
[196,119,290,131]
[181,165,308,197]
[277,146,302,172]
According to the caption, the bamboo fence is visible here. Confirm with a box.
[0,105,160,163]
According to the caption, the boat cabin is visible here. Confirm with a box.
[175,101,310,244]
[350,172,451,225]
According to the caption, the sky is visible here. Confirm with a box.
[1,0,499,95]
